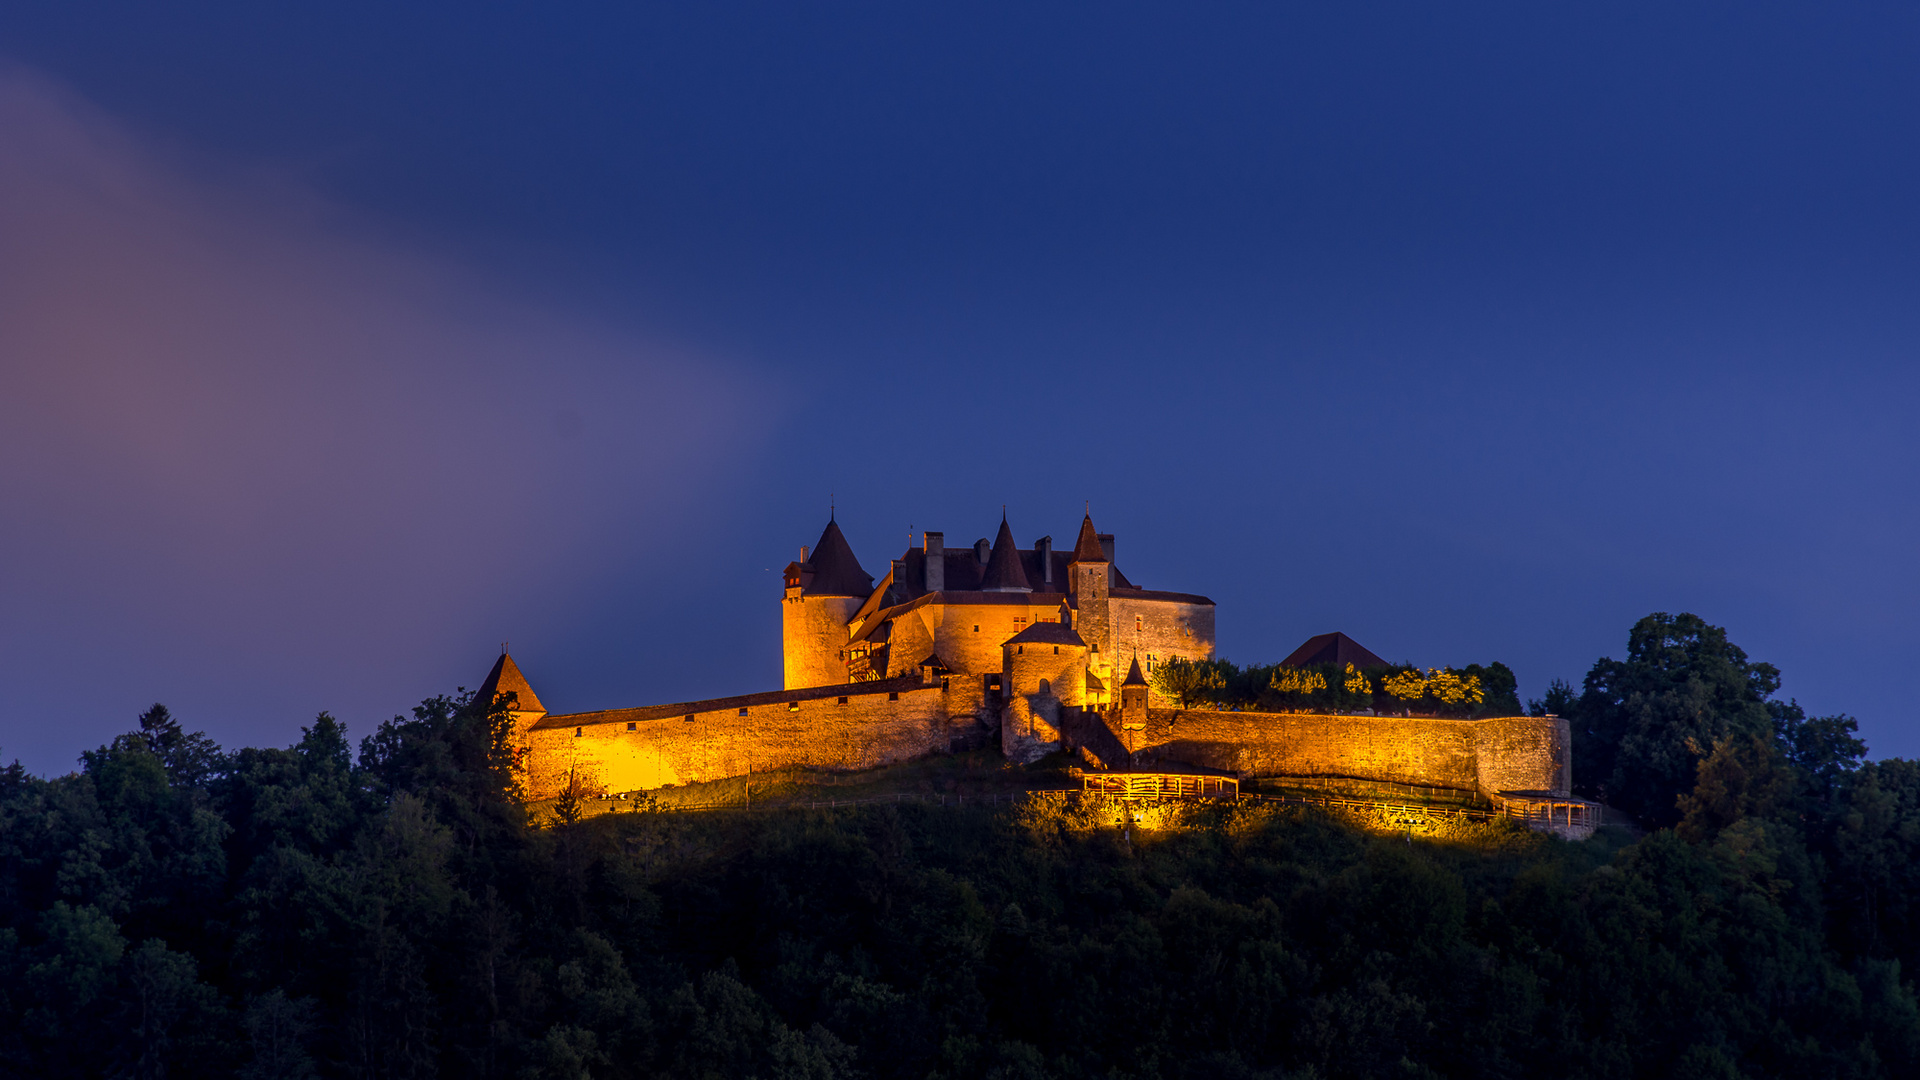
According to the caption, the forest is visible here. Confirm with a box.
[3,611,1919,1079]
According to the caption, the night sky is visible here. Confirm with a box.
[4,4,1919,775]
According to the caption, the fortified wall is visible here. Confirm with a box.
[517,671,985,798]
[1108,707,1570,799]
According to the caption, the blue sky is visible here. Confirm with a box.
[4,3,1919,773]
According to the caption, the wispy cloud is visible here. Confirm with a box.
[0,68,768,772]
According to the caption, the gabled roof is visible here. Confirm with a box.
[476,652,546,715]
[1122,656,1149,686]
[981,517,1032,592]
[1085,670,1106,692]
[1005,623,1085,647]
[802,518,873,597]
[1280,632,1388,670]
[1069,513,1107,563]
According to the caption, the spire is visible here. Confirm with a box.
[1122,655,1148,686]
[1069,513,1106,563]
[981,516,1032,592]
[476,651,546,715]
[802,517,873,596]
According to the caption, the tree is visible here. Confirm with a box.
[1574,612,1778,825]
[1150,658,1226,709]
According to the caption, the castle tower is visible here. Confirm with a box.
[475,648,548,771]
[1067,513,1111,678]
[1119,654,1149,762]
[980,515,1032,593]
[782,515,873,688]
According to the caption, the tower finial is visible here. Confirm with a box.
[501,640,508,656]
[830,492,835,523]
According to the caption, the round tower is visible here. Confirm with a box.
[782,516,874,688]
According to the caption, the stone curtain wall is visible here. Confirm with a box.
[1131,709,1569,797]
[524,685,951,798]
[1109,597,1216,707]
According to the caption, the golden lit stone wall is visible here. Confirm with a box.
[1000,640,1088,764]
[523,685,951,798]
[782,594,863,689]
[1128,709,1568,797]
[1109,598,1215,707]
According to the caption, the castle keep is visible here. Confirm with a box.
[494,511,1575,817]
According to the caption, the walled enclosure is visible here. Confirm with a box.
[522,675,957,797]
[1118,708,1571,799]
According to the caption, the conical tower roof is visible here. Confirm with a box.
[803,517,873,596]
[1122,655,1149,687]
[981,515,1032,592]
[476,651,546,714]
[1069,513,1106,563]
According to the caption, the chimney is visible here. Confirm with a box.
[923,532,945,592]
[1035,535,1052,585]
[1098,534,1115,563]
[974,537,990,563]
[800,545,810,562]
[890,558,907,599]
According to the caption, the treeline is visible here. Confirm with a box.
[1147,656,1524,717]
[1,612,1919,1078]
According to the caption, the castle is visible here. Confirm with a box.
[487,511,1581,829]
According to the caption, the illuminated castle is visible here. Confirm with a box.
[494,510,1579,829]
[781,512,1216,758]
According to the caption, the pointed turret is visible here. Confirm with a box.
[980,515,1032,592]
[476,650,546,716]
[1067,512,1112,664]
[1122,655,1148,686]
[1069,513,1106,565]
[802,518,873,597]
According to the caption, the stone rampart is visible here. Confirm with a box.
[523,677,952,798]
[1127,709,1569,798]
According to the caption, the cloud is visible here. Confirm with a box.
[0,67,768,772]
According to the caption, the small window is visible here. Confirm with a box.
[973,625,980,633]
[940,677,950,691]
[1136,616,1143,632]
[788,701,800,712]
[1017,645,1024,654]
[1091,643,1099,653]
[738,707,749,716]
[626,721,636,731]
[888,691,899,701]
[1053,645,1059,654]
[837,696,849,705]
[574,727,582,737]
[685,714,695,723]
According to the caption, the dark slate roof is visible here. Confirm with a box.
[1110,586,1211,605]
[1005,623,1086,647]
[981,518,1032,592]
[802,518,873,597]
[476,652,546,714]
[1122,656,1149,686]
[1070,514,1106,562]
[532,674,930,730]
[1085,670,1106,692]
[1280,632,1388,670]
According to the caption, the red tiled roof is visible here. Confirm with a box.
[476,652,546,714]
[1280,632,1388,669]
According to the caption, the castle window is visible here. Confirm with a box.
[940,677,950,691]
[1014,616,1026,627]
[837,696,849,705]
[685,714,695,723]
[888,692,899,701]
[627,722,636,731]
[973,625,979,633]
[1053,645,1059,654]
[788,701,800,712]
[1136,616,1143,632]
[574,727,582,737]
[738,707,749,716]
[1017,645,1023,654]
